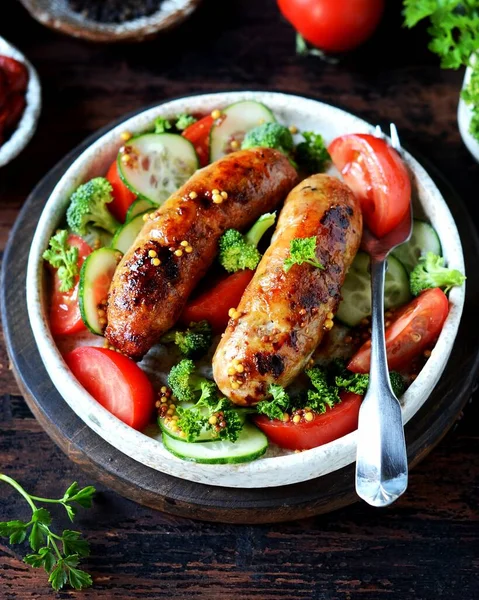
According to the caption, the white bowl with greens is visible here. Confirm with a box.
[26,91,465,488]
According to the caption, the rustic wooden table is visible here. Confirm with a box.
[1,1,478,598]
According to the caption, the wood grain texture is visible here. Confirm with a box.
[1,0,479,597]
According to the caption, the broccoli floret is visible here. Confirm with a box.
[66,178,120,236]
[295,131,331,174]
[241,122,294,155]
[166,360,243,441]
[409,252,466,296]
[161,320,212,358]
[175,113,197,130]
[389,372,406,398]
[283,236,324,273]
[256,384,292,421]
[335,371,370,396]
[154,117,172,133]
[305,367,340,413]
[219,212,276,273]
[167,359,217,403]
[335,368,405,398]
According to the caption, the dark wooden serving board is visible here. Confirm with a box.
[2,108,479,524]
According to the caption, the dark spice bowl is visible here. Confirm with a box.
[18,0,202,43]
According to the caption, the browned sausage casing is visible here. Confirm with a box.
[212,174,362,405]
[105,148,298,359]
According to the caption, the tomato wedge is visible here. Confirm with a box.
[328,133,411,238]
[254,392,362,450]
[49,235,92,336]
[106,159,137,222]
[0,56,28,94]
[182,115,214,167]
[348,288,449,373]
[65,347,155,431]
[181,269,254,333]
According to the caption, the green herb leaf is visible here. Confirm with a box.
[283,237,324,272]
[24,547,56,572]
[49,561,68,591]
[32,508,52,525]
[42,230,80,293]
[403,1,479,69]
[256,384,292,421]
[29,522,47,551]
[69,486,96,509]
[64,504,77,522]
[0,474,94,591]
[62,530,90,558]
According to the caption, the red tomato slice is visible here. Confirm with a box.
[64,347,155,431]
[348,288,449,373]
[181,269,254,334]
[0,56,28,94]
[182,115,214,167]
[254,392,362,450]
[49,235,92,336]
[328,133,411,238]
[106,159,137,222]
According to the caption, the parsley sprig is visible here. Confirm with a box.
[42,230,79,292]
[283,237,324,272]
[403,1,479,141]
[0,474,95,591]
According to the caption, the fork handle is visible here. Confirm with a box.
[355,256,408,507]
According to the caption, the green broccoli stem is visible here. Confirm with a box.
[430,269,465,292]
[102,211,121,235]
[244,212,276,248]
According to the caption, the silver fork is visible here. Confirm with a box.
[355,123,412,507]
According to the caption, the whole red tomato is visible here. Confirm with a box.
[277,0,385,53]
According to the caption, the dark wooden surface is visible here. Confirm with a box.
[1,0,478,597]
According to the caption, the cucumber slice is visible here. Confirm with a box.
[391,219,442,272]
[209,100,276,162]
[125,197,156,221]
[162,422,268,464]
[118,133,199,205]
[336,251,411,327]
[111,211,150,254]
[79,248,122,335]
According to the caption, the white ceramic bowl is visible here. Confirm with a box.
[0,36,41,168]
[458,53,479,162]
[26,91,465,488]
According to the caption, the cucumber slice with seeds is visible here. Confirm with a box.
[209,100,276,162]
[125,197,156,221]
[111,211,151,254]
[391,219,442,273]
[336,251,411,327]
[79,247,122,335]
[118,133,198,205]
[162,422,268,464]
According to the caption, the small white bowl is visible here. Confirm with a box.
[0,36,41,168]
[26,92,466,489]
[458,53,479,162]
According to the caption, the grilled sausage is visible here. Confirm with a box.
[212,173,362,405]
[105,148,298,359]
